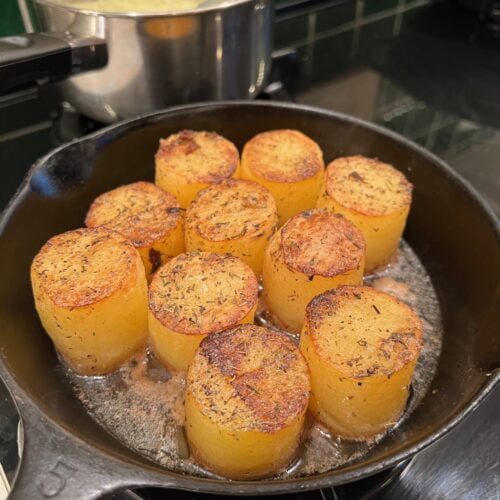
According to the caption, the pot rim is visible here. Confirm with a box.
[32,0,266,18]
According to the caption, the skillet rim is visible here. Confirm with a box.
[0,100,498,495]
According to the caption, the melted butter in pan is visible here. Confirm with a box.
[66,240,443,478]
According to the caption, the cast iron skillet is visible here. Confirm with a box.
[0,101,498,499]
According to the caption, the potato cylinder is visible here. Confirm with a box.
[262,209,365,333]
[31,227,148,375]
[85,181,185,279]
[317,156,412,273]
[185,179,278,275]
[240,129,324,225]
[148,251,258,372]
[155,130,240,208]
[300,285,423,439]
[185,324,310,479]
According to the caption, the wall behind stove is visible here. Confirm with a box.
[0,0,25,36]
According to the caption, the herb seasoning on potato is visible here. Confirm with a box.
[85,181,185,279]
[185,324,310,479]
[262,209,365,333]
[240,129,324,225]
[300,285,423,439]
[148,251,258,371]
[317,155,412,273]
[155,130,240,208]
[185,179,278,275]
[31,227,148,375]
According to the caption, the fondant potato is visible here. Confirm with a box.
[31,227,148,375]
[185,325,310,479]
[300,286,423,439]
[85,181,184,279]
[148,252,258,371]
[185,179,278,275]
[317,156,412,273]
[155,130,240,208]
[241,129,324,225]
[262,209,365,333]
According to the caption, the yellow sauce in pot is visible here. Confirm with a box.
[46,0,215,13]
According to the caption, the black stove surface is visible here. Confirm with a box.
[0,0,498,498]
[114,461,407,500]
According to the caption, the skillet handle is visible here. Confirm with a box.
[0,32,107,94]
[7,395,164,500]
[5,370,500,498]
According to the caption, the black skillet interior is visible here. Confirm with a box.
[0,101,498,496]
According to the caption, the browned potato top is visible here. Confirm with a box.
[325,156,412,216]
[155,130,239,183]
[186,179,277,241]
[31,227,138,308]
[306,286,423,377]
[242,129,324,182]
[149,252,258,335]
[85,181,182,247]
[279,209,364,277]
[187,324,310,432]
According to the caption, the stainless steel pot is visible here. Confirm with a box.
[0,0,272,122]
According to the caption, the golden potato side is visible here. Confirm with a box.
[85,181,185,279]
[30,227,148,375]
[155,130,240,208]
[317,156,412,273]
[185,179,278,275]
[185,324,310,479]
[262,209,365,333]
[300,286,423,440]
[148,251,258,372]
[240,129,324,225]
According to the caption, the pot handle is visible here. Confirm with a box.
[8,396,130,499]
[0,32,107,94]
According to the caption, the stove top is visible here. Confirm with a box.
[0,0,498,498]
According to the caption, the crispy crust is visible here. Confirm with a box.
[148,251,258,335]
[280,209,365,277]
[306,285,423,376]
[325,156,413,216]
[242,129,324,183]
[155,130,239,184]
[187,325,310,432]
[31,227,139,308]
[186,179,277,242]
[85,181,182,248]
